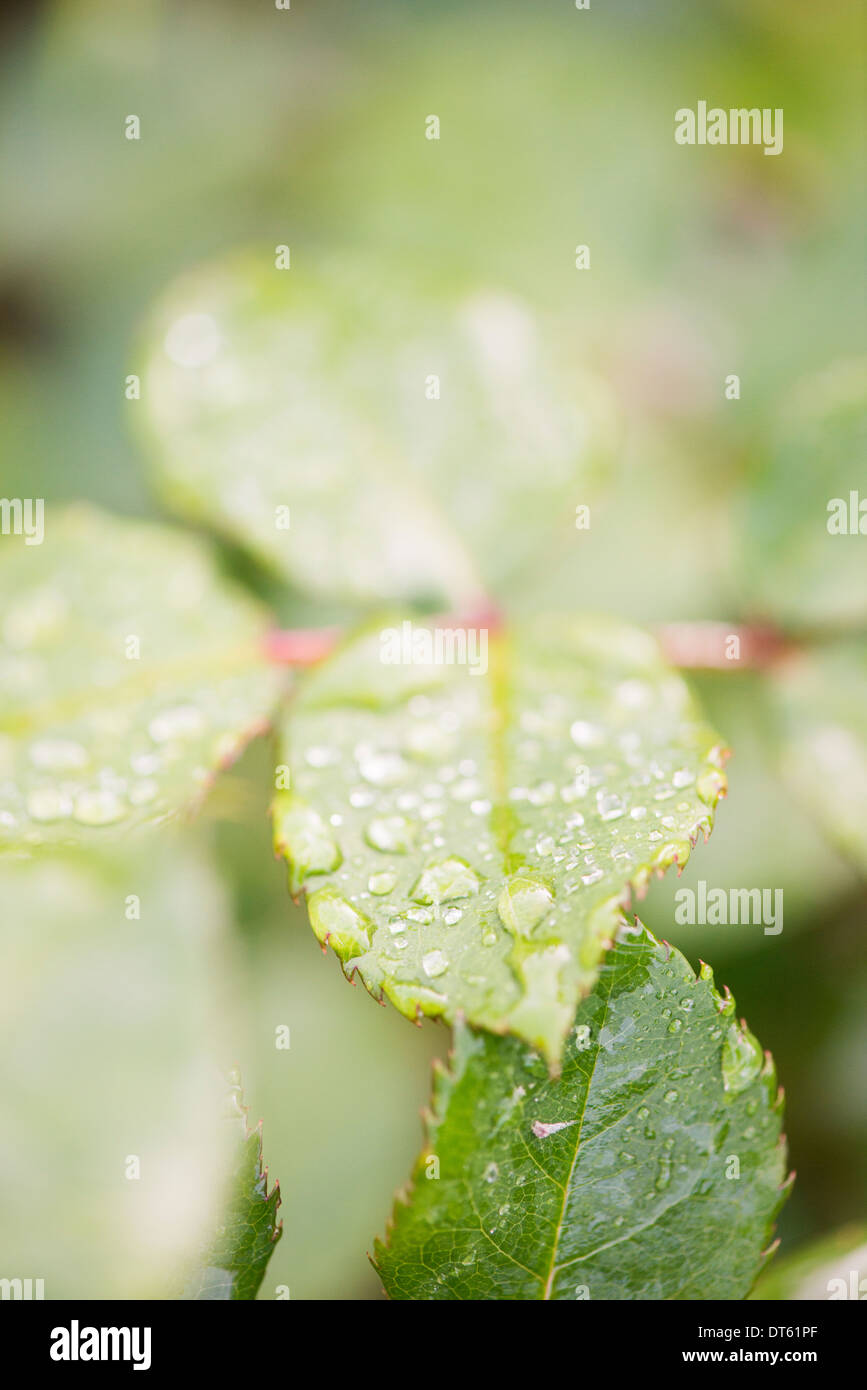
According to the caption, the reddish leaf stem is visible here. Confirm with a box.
[263,614,793,671]
[263,604,504,667]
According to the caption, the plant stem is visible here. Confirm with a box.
[264,604,504,667]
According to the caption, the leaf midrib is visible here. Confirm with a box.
[541,965,617,1300]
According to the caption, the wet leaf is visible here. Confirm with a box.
[139,253,616,607]
[274,615,727,1065]
[374,925,788,1300]
[0,505,283,849]
[768,642,867,873]
[181,1070,282,1301]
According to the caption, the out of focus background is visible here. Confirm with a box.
[0,0,864,1298]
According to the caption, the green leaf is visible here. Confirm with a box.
[0,837,237,1297]
[749,1224,867,1301]
[274,615,728,1066]
[0,505,283,849]
[138,252,616,607]
[743,357,867,629]
[768,642,867,873]
[373,925,789,1300]
[182,1070,283,1300]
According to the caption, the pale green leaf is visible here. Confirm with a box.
[374,925,788,1300]
[0,837,235,1297]
[274,615,728,1065]
[138,253,617,607]
[749,1224,867,1301]
[181,1070,282,1301]
[743,357,867,629]
[0,505,283,849]
[769,642,867,873]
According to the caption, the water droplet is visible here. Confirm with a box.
[131,752,161,776]
[411,857,479,905]
[528,780,556,806]
[305,745,340,768]
[404,723,453,761]
[28,738,89,772]
[364,815,416,854]
[443,906,463,925]
[570,720,604,749]
[349,787,375,809]
[129,779,158,805]
[26,787,73,822]
[368,871,396,895]
[422,949,449,978]
[497,874,554,938]
[581,868,604,886]
[357,750,409,786]
[655,1156,672,1191]
[451,777,482,802]
[664,1089,678,1104]
[483,1162,499,1183]
[148,704,205,743]
[406,907,434,924]
[73,788,127,826]
[597,791,626,821]
[667,1019,683,1034]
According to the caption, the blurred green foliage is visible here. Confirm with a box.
[0,0,863,1296]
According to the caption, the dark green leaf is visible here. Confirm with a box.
[181,1070,282,1301]
[374,925,789,1300]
